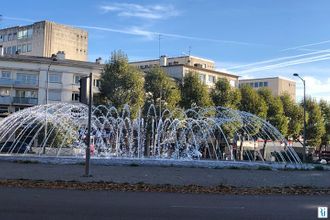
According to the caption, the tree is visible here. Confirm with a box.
[100,50,145,117]
[319,99,330,147]
[280,93,303,139]
[239,85,268,119]
[304,97,325,148]
[210,78,241,109]
[144,67,181,112]
[258,88,288,136]
[180,71,213,109]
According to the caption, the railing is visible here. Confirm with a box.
[0,78,13,86]
[14,80,38,86]
[0,96,12,104]
[13,97,38,105]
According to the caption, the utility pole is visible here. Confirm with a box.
[84,72,93,176]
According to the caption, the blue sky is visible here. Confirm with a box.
[1,0,330,101]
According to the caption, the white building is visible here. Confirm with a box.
[0,52,103,118]
[130,55,239,87]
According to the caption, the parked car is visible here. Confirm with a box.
[0,142,31,154]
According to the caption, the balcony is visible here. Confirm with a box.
[0,78,13,86]
[0,96,12,104]
[13,97,38,105]
[14,80,38,88]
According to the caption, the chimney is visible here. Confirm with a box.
[0,45,3,56]
[95,57,102,64]
[160,55,167,66]
[56,51,65,60]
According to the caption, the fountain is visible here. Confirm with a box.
[0,103,301,164]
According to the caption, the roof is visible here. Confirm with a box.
[239,76,296,82]
[0,55,103,69]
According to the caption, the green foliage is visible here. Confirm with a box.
[144,66,181,111]
[100,50,145,117]
[319,99,330,146]
[179,71,213,109]
[210,78,241,109]
[258,88,288,135]
[280,93,303,139]
[304,97,325,148]
[239,85,268,119]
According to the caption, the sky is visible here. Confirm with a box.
[1,0,330,102]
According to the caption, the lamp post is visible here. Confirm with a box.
[293,73,306,163]
[43,54,57,154]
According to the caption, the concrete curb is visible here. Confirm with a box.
[0,154,328,170]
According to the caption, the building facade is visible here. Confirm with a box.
[130,55,239,87]
[0,54,102,118]
[0,21,88,61]
[238,77,296,100]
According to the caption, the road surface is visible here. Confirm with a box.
[0,187,328,220]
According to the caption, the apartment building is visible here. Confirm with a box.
[0,20,88,61]
[0,53,103,118]
[238,77,296,100]
[130,55,239,87]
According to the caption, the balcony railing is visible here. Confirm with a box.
[0,96,12,104]
[14,80,38,87]
[13,97,38,105]
[0,78,13,86]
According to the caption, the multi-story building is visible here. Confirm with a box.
[0,53,102,119]
[238,76,296,100]
[130,55,239,87]
[0,20,88,61]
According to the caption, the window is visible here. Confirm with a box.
[11,46,17,54]
[49,90,61,101]
[74,75,81,85]
[72,92,79,101]
[22,44,27,53]
[1,71,11,79]
[8,34,12,41]
[3,34,8,42]
[208,75,216,83]
[259,82,263,87]
[199,74,206,83]
[16,73,38,85]
[16,90,38,98]
[17,45,22,53]
[93,79,101,87]
[264,82,268,87]
[249,82,254,87]
[5,47,11,55]
[0,106,9,114]
[27,43,32,52]
[254,82,259,88]
[49,73,61,83]
[0,88,10,96]
[27,28,33,38]
[0,35,3,42]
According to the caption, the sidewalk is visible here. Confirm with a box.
[0,160,329,188]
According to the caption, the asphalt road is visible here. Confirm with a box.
[0,187,328,220]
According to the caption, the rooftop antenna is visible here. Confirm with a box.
[158,34,162,58]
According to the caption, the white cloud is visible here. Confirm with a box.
[100,3,180,20]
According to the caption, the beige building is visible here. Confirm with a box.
[0,53,102,118]
[0,20,88,61]
[238,77,296,100]
[130,55,239,87]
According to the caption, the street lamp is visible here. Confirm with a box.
[43,54,57,154]
[293,73,306,163]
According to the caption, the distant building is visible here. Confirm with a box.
[130,55,239,87]
[0,20,88,61]
[238,76,296,100]
[0,53,102,118]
